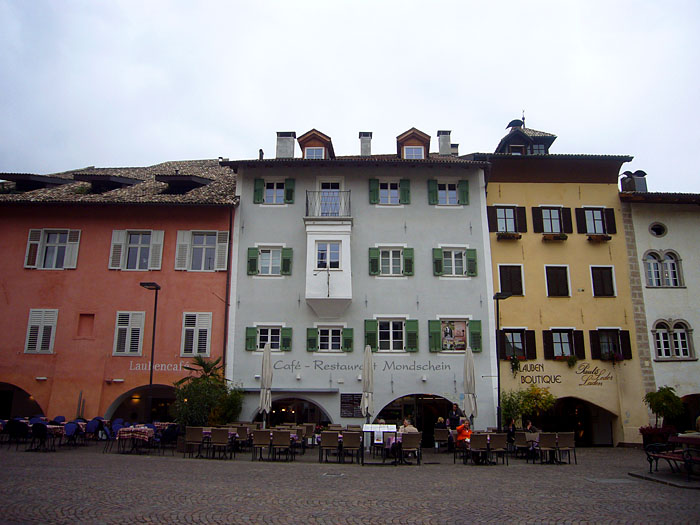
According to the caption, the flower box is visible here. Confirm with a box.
[554,356,569,361]
[497,232,522,241]
[587,234,612,243]
[542,233,568,241]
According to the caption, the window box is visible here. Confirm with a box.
[554,355,569,361]
[497,232,522,241]
[542,233,568,242]
[587,234,612,243]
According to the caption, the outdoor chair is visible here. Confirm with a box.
[537,432,558,464]
[453,437,468,464]
[63,422,81,447]
[292,426,306,455]
[400,432,422,465]
[184,427,204,458]
[6,420,29,450]
[319,431,340,463]
[234,426,250,452]
[252,429,271,461]
[156,424,179,456]
[341,431,362,464]
[468,433,489,465]
[102,423,122,453]
[304,424,317,447]
[271,430,293,461]
[346,425,362,431]
[379,431,397,462]
[513,431,529,458]
[27,422,54,452]
[210,428,232,460]
[556,432,577,464]
[434,428,450,453]
[328,424,342,431]
[53,416,65,424]
[84,418,101,443]
[489,433,509,465]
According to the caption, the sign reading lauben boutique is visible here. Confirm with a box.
[517,362,614,387]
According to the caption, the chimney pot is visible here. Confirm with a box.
[359,131,372,156]
[437,130,452,156]
[276,132,296,159]
[451,143,459,156]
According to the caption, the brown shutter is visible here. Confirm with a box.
[562,208,573,234]
[532,208,544,233]
[589,331,601,359]
[591,268,602,296]
[573,330,585,359]
[575,208,587,234]
[513,268,523,295]
[516,207,527,233]
[487,206,498,232]
[499,266,512,294]
[620,330,632,360]
[525,330,536,360]
[497,330,506,360]
[542,330,554,359]
[604,209,616,234]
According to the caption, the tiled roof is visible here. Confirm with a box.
[619,191,700,204]
[225,152,487,168]
[521,127,557,138]
[465,152,633,162]
[0,159,238,206]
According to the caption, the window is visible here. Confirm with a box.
[25,309,58,353]
[109,230,164,270]
[488,206,527,234]
[317,242,340,269]
[546,266,569,297]
[403,146,424,159]
[380,181,400,204]
[644,251,683,287]
[543,329,585,360]
[319,327,342,351]
[649,223,667,237]
[260,248,281,275]
[498,329,536,360]
[304,147,325,159]
[531,144,546,155]
[181,313,212,357]
[369,247,413,276]
[24,229,81,270]
[532,207,573,234]
[653,320,694,359]
[258,327,280,350]
[552,330,572,357]
[589,329,631,361]
[663,254,680,287]
[307,327,353,352]
[499,265,523,296]
[542,208,561,233]
[432,248,477,277]
[591,267,615,297]
[645,253,663,287]
[438,183,458,205]
[575,207,616,235]
[175,230,229,272]
[247,247,292,276]
[253,178,295,204]
[245,326,292,351]
[113,312,144,355]
[427,180,468,206]
[369,179,410,205]
[497,207,516,233]
[365,319,418,352]
[320,181,341,216]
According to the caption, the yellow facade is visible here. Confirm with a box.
[488,178,648,445]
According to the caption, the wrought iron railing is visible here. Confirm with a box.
[306,190,351,217]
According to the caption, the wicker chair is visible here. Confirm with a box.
[400,432,422,465]
[319,431,340,463]
[210,428,232,460]
[251,429,270,461]
[469,433,489,465]
[271,430,293,461]
[184,427,204,458]
[489,433,509,465]
[537,432,558,464]
[556,432,577,464]
[341,431,362,464]
[434,428,450,453]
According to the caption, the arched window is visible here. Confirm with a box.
[653,322,671,358]
[673,322,690,357]
[663,253,680,287]
[644,253,662,287]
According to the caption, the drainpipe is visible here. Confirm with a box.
[222,205,234,375]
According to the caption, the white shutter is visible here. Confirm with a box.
[114,311,144,355]
[63,230,81,269]
[215,231,229,271]
[109,230,126,270]
[149,230,164,270]
[25,309,58,353]
[181,312,211,356]
[197,312,212,355]
[175,230,191,270]
[24,229,43,269]
[130,312,145,354]
[182,313,196,355]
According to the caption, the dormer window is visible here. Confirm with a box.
[531,144,546,155]
[403,146,425,160]
[305,147,325,160]
[509,145,525,155]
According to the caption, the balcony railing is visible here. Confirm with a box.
[306,190,351,217]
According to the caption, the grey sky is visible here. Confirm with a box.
[2,1,699,192]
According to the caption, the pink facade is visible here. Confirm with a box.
[0,203,233,420]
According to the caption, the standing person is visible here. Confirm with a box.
[447,403,464,430]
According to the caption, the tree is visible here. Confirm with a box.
[520,385,556,419]
[501,389,525,426]
[643,386,684,427]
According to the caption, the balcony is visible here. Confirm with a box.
[306,190,351,218]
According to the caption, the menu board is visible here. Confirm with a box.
[340,393,364,418]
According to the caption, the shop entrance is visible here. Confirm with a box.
[546,397,615,446]
[0,382,43,419]
[253,397,331,427]
[376,394,453,447]
[105,384,175,423]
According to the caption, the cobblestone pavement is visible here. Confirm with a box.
[0,444,698,524]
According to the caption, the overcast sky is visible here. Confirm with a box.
[1,1,699,192]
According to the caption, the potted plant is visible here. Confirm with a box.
[510,355,521,375]
[566,355,579,368]
[640,386,684,446]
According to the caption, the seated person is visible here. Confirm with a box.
[435,417,447,429]
[455,418,472,446]
[398,418,418,433]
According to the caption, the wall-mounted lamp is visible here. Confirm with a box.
[254,374,261,380]
[357,374,362,381]
[35,376,47,381]
[112,378,125,383]
[296,374,301,381]
[421,375,427,382]
[337,378,344,384]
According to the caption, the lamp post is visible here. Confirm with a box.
[140,282,161,423]
[493,291,512,432]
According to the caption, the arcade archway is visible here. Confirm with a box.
[546,397,616,446]
[252,397,331,426]
[104,384,175,423]
[0,382,44,419]
[376,394,453,447]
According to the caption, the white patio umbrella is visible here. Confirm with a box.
[360,344,374,422]
[463,346,478,419]
[258,343,273,428]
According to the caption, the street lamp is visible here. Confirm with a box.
[140,282,161,423]
[493,291,512,432]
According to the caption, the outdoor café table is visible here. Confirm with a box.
[116,426,155,453]
[154,422,173,431]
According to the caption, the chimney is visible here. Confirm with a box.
[276,131,296,158]
[359,131,372,156]
[437,130,451,156]
[451,143,459,156]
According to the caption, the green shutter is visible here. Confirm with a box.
[465,249,477,277]
[458,180,469,205]
[253,179,264,204]
[428,320,442,353]
[369,247,380,276]
[281,327,292,352]
[469,320,482,352]
[402,247,414,276]
[306,327,318,352]
[369,179,379,204]
[245,327,257,351]
[365,320,378,352]
[405,320,419,352]
[247,248,259,275]
[284,178,295,203]
[428,179,438,205]
[400,179,410,204]
[342,328,353,352]
[281,248,293,275]
[432,248,444,276]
